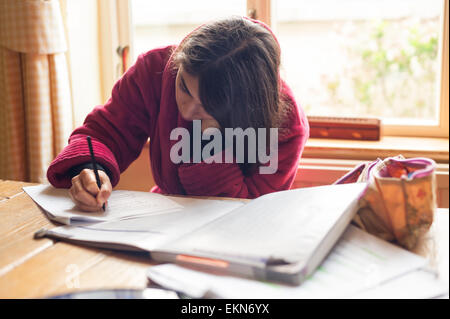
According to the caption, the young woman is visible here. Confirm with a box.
[46,16,310,211]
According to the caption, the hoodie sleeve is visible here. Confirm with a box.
[46,47,170,188]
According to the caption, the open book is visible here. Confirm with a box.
[26,183,366,285]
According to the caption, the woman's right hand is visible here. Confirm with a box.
[69,169,112,212]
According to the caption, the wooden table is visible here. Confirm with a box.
[0,180,448,298]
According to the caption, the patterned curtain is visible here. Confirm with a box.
[0,0,73,183]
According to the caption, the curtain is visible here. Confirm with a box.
[0,0,73,183]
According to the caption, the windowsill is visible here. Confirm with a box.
[141,136,449,163]
[303,136,450,163]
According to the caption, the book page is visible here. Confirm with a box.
[23,185,184,224]
[45,197,245,251]
[159,183,367,264]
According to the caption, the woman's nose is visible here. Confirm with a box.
[183,103,201,120]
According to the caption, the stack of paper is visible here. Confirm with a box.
[38,196,246,252]
[146,225,449,299]
[28,183,368,285]
[23,185,184,224]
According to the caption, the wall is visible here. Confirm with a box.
[115,143,156,191]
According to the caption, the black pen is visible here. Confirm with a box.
[86,136,105,211]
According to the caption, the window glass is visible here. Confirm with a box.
[130,0,246,62]
[275,0,443,123]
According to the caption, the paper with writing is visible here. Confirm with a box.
[158,183,365,264]
[146,225,433,298]
[42,197,245,251]
[23,185,183,224]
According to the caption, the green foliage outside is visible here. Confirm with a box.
[321,18,440,120]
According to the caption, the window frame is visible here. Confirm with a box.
[113,0,449,138]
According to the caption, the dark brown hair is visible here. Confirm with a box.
[172,16,288,173]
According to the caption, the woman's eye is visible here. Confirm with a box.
[179,83,188,94]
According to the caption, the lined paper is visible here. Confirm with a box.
[147,225,433,298]
[23,184,183,224]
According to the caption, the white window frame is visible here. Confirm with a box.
[111,0,449,138]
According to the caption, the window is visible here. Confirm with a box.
[115,0,449,138]
[129,0,247,63]
[273,0,448,137]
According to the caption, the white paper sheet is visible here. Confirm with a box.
[23,184,183,224]
[43,197,246,251]
[146,225,432,298]
[354,269,448,299]
[160,183,367,264]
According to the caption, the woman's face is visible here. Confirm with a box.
[175,66,220,129]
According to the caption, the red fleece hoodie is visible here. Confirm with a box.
[47,23,309,198]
